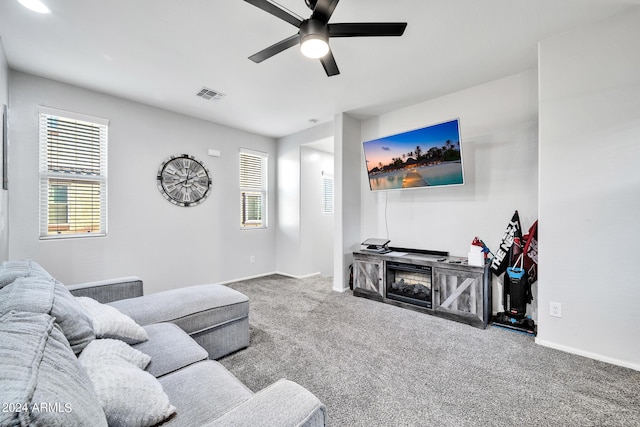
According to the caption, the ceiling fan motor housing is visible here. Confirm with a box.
[300,19,329,41]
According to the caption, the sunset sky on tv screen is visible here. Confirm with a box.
[363,119,460,170]
[363,119,463,191]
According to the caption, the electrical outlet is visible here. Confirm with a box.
[549,301,562,318]
[250,256,256,264]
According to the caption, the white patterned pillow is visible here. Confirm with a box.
[79,339,176,427]
[76,297,148,344]
[79,338,150,369]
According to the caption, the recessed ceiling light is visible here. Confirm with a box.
[17,0,52,14]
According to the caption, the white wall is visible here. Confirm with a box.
[276,122,333,277]
[8,72,277,293]
[334,113,362,291]
[537,10,640,370]
[360,70,539,314]
[300,147,334,276]
[0,39,8,263]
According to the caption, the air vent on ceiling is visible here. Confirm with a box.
[196,87,226,101]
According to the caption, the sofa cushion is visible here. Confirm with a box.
[0,277,95,354]
[0,259,53,289]
[158,360,253,427]
[0,276,54,313]
[206,379,327,427]
[109,283,249,335]
[76,296,149,344]
[134,323,208,378]
[0,311,107,427]
[79,339,176,427]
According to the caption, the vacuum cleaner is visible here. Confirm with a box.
[493,248,537,335]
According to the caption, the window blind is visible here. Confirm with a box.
[239,149,267,228]
[39,108,108,238]
[322,174,334,215]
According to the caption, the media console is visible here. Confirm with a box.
[352,250,491,329]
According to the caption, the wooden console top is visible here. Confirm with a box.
[353,250,488,272]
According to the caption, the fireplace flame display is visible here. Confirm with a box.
[391,279,431,298]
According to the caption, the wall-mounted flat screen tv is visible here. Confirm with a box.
[363,118,464,191]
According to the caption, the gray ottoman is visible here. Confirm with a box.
[110,284,249,360]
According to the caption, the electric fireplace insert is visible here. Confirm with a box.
[385,261,433,309]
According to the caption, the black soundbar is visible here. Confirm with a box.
[388,247,449,257]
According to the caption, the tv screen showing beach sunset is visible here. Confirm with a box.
[363,119,464,191]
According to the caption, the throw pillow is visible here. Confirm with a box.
[0,277,95,354]
[0,259,53,289]
[0,311,107,427]
[80,338,151,370]
[76,296,149,344]
[79,339,176,427]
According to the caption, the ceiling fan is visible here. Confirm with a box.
[244,0,407,76]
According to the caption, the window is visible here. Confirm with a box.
[239,149,267,229]
[39,107,108,238]
[322,172,334,215]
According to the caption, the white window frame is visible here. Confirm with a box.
[38,107,108,239]
[322,171,334,215]
[239,148,268,229]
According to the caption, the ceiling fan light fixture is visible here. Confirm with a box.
[300,35,329,59]
[17,0,51,14]
[299,19,330,59]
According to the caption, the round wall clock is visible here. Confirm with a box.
[157,154,212,207]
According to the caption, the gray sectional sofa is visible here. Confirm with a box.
[0,260,327,427]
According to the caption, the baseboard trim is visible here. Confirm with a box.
[216,271,278,285]
[216,271,326,286]
[275,271,321,280]
[332,284,349,293]
[535,338,640,372]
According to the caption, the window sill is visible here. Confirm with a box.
[40,233,107,241]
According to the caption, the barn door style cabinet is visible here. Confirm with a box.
[352,250,491,329]
[352,253,384,301]
[432,267,489,328]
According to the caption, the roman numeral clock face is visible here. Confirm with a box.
[157,154,212,207]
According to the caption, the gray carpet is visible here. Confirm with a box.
[219,274,640,427]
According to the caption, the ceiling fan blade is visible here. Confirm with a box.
[320,50,340,76]
[329,22,407,37]
[244,0,302,27]
[249,34,300,63]
[312,0,340,22]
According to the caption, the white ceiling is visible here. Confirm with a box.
[1,0,638,138]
